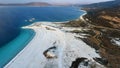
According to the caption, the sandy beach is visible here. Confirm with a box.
[4,21,105,68]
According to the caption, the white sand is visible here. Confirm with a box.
[5,22,102,68]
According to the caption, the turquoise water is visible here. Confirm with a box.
[0,6,84,46]
[0,6,84,67]
[0,29,35,67]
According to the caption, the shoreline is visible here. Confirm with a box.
[4,9,101,68]
[5,24,66,68]
[79,9,87,21]
[0,29,35,68]
[5,22,104,68]
[71,9,87,22]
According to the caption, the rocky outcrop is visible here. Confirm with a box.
[43,46,58,59]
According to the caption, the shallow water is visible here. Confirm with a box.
[0,6,84,46]
[0,6,84,67]
[0,29,35,67]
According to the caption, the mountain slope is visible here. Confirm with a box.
[62,0,120,68]
[82,0,120,9]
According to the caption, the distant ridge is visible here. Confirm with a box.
[81,0,120,9]
[0,2,52,6]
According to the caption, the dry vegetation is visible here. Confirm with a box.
[63,5,120,68]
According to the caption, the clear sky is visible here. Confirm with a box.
[0,0,113,4]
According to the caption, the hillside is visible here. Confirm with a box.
[82,6,120,67]
[62,0,120,68]
[81,0,120,10]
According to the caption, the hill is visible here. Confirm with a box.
[81,0,120,10]
[0,2,51,6]
[62,0,120,68]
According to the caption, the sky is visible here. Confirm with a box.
[0,0,113,4]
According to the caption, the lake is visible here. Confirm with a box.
[0,6,84,67]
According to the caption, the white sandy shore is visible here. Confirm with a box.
[5,22,104,68]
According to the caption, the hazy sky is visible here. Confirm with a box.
[0,0,113,4]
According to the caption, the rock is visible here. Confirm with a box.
[93,58,108,65]
[70,57,87,68]
[43,46,57,59]
[70,57,107,68]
